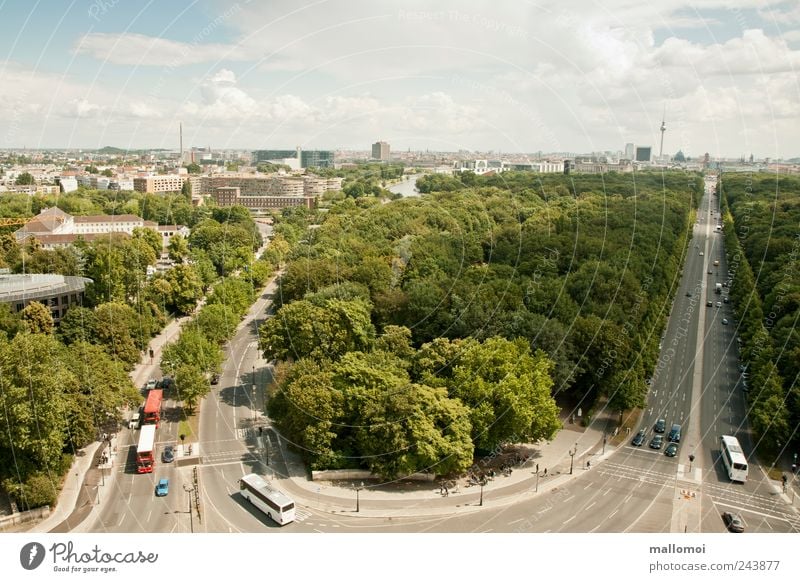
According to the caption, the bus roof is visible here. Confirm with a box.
[720,435,746,458]
[240,473,293,506]
[144,389,163,414]
[137,423,156,454]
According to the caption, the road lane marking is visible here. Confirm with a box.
[117,515,125,527]
[563,516,575,524]
[507,518,524,525]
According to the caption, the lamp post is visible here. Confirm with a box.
[569,443,578,475]
[479,477,487,506]
[251,365,256,423]
[184,485,195,533]
[535,463,539,493]
[602,433,607,455]
[688,453,695,473]
[355,482,364,512]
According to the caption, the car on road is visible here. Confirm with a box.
[654,418,666,433]
[723,296,729,303]
[668,423,682,443]
[699,251,704,256]
[685,291,692,297]
[722,318,729,325]
[716,301,722,308]
[155,478,169,497]
[707,269,713,274]
[210,373,220,385]
[162,445,175,463]
[664,443,679,457]
[706,300,712,307]
[722,511,744,533]
[632,430,646,446]
[649,435,664,450]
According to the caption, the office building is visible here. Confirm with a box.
[372,141,390,161]
[300,150,334,168]
[0,273,92,324]
[624,143,635,160]
[133,174,187,193]
[635,147,652,162]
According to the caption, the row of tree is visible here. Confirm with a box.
[719,173,800,455]
[262,171,701,477]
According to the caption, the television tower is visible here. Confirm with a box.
[659,106,666,158]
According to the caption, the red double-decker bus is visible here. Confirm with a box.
[142,389,163,426]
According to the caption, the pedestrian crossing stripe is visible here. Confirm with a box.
[294,509,311,522]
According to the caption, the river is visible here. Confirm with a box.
[387,174,428,197]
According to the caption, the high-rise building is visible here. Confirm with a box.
[372,141,390,161]
[635,147,652,162]
[252,149,299,164]
[624,143,635,160]
[300,150,334,168]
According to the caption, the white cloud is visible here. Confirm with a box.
[72,33,247,66]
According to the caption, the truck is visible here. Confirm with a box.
[142,389,163,427]
[715,283,723,294]
[136,424,156,473]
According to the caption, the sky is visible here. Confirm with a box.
[0,0,798,158]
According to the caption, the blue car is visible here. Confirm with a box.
[155,478,169,497]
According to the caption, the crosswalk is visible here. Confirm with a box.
[293,508,311,523]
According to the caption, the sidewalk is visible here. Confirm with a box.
[263,407,620,519]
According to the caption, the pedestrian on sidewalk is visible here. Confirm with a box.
[543,468,547,477]
[586,460,591,470]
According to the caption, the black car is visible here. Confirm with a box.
[632,430,646,446]
[210,373,220,385]
[706,300,712,307]
[722,511,744,533]
[664,442,678,457]
[654,418,666,433]
[649,435,663,450]
[162,445,175,463]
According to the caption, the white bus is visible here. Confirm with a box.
[239,473,296,525]
[719,435,748,482]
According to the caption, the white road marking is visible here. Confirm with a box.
[608,510,618,519]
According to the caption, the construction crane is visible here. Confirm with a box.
[0,217,30,227]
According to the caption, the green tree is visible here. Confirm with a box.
[164,264,203,315]
[161,328,222,376]
[0,303,22,340]
[14,172,34,185]
[101,168,114,177]
[20,301,54,335]
[185,163,201,174]
[93,302,142,367]
[181,179,192,200]
[56,306,96,345]
[174,364,209,414]
[194,303,238,345]
[0,334,75,475]
[167,233,189,263]
[132,226,163,258]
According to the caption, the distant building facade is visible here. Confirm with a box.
[15,207,187,248]
[133,175,187,193]
[0,273,92,324]
[372,141,390,161]
[635,147,652,162]
[211,187,315,211]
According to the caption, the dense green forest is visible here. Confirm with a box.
[719,173,800,454]
[0,191,270,509]
[262,170,702,478]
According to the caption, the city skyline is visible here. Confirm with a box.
[1,1,799,158]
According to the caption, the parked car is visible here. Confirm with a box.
[649,435,664,450]
[654,418,666,433]
[723,296,729,303]
[699,251,704,256]
[632,430,646,446]
[722,511,744,533]
[155,478,169,497]
[664,442,679,457]
[722,318,729,325]
[707,269,713,274]
[162,445,175,463]
[707,300,713,307]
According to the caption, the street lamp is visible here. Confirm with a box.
[479,477,487,506]
[602,433,607,455]
[688,453,695,473]
[355,482,364,512]
[183,485,195,533]
[569,443,578,475]
[535,463,539,493]
[251,365,256,423]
